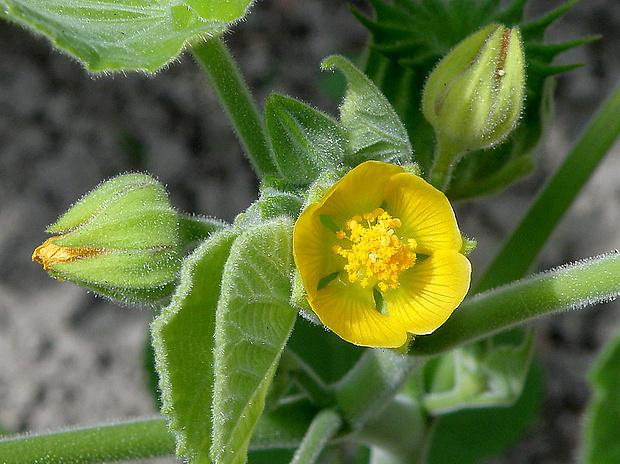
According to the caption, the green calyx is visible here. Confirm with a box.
[423,23,525,153]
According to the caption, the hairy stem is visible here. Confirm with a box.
[410,251,620,356]
[0,417,174,464]
[429,136,465,191]
[334,349,421,429]
[192,37,277,179]
[357,396,433,464]
[290,409,343,464]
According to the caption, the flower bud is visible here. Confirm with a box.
[422,23,525,153]
[33,174,181,305]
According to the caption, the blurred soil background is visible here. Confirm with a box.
[1,0,620,463]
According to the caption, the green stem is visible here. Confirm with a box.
[290,409,343,464]
[356,396,433,464]
[476,80,620,292]
[429,136,465,191]
[192,37,277,179]
[409,251,620,356]
[0,417,174,464]
[334,349,421,429]
[280,349,333,408]
[178,212,226,249]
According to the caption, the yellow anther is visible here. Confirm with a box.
[334,210,416,292]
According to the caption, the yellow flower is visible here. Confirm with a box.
[293,161,471,348]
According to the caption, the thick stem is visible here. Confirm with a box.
[290,409,343,464]
[192,37,277,179]
[356,396,433,464]
[334,349,421,430]
[410,251,620,356]
[0,417,174,464]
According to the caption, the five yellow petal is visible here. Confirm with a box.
[293,161,471,348]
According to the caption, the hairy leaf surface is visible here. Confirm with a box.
[2,0,255,71]
[211,218,297,464]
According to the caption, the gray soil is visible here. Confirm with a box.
[1,0,619,463]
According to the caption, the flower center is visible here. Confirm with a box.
[333,208,417,292]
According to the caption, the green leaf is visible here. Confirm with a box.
[264,94,345,185]
[321,55,413,167]
[581,329,620,464]
[182,0,255,22]
[151,229,237,462]
[143,335,162,411]
[2,0,255,71]
[211,218,298,464]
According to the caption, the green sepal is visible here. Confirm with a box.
[56,206,178,250]
[416,330,534,415]
[422,24,525,154]
[236,170,336,230]
[257,189,304,221]
[2,0,255,72]
[211,218,298,464]
[49,248,180,305]
[264,93,345,185]
[426,360,543,464]
[233,183,303,228]
[48,174,166,234]
[321,55,413,167]
[460,236,477,256]
[290,269,317,323]
[303,169,342,206]
[581,329,620,463]
[151,229,238,461]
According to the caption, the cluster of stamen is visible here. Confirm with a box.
[332,208,417,292]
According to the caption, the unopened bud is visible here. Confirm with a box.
[423,23,525,153]
[33,174,181,305]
